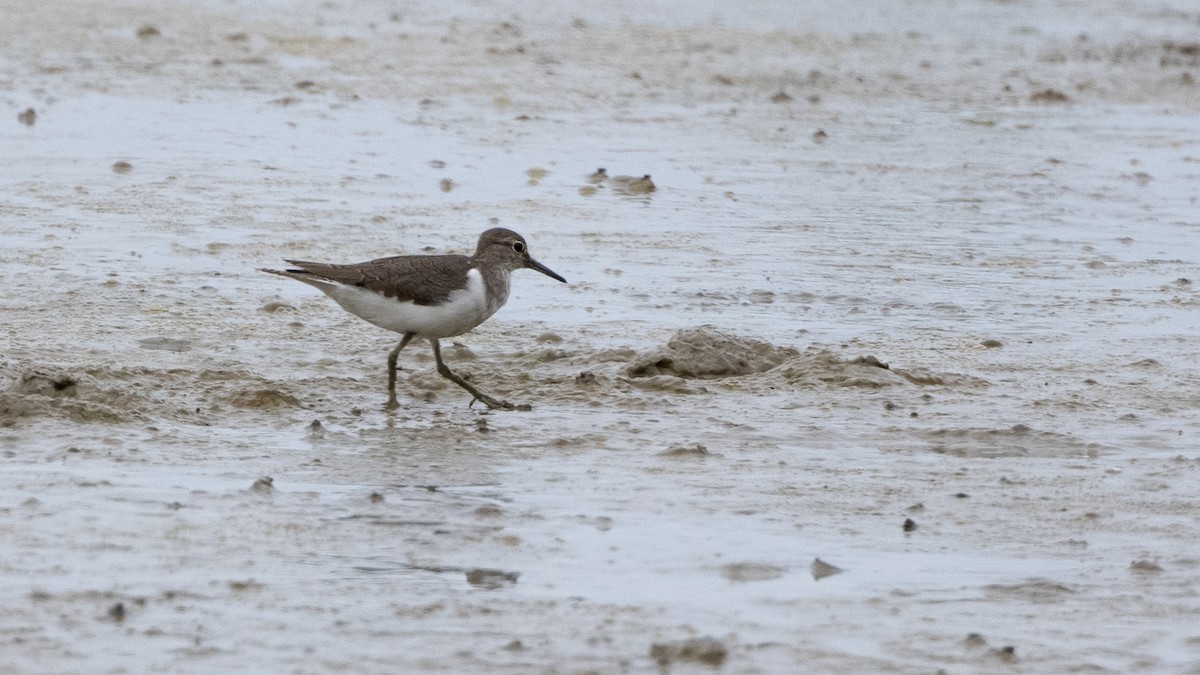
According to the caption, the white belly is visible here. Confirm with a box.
[322,269,499,338]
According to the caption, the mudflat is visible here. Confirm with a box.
[2,1,1198,672]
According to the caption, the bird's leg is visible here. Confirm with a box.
[430,339,531,411]
[385,332,416,410]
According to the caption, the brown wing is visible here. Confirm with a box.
[282,254,475,306]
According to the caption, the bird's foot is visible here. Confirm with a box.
[383,396,400,411]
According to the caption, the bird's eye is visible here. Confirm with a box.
[512,241,525,253]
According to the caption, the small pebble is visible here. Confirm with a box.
[1130,559,1163,573]
[810,557,844,580]
[991,645,1017,663]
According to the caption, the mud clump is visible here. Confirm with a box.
[625,327,798,379]
[922,425,1100,458]
[0,394,128,425]
[626,330,984,391]
[465,568,519,589]
[225,387,300,409]
[778,351,901,388]
[779,350,986,388]
[250,476,274,493]
[259,301,296,314]
[610,174,656,195]
[1030,88,1070,103]
[625,375,706,395]
[990,645,1017,663]
[984,579,1074,603]
[650,636,728,667]
[659,442,710,457]
[0,368,135,425]
[1130,559,1164,574]
[14,369,80,397]
[810,558,844,580]
[720,562,784,582]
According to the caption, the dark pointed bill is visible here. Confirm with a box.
[525,256,567,283]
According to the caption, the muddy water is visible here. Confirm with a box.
[2,0,1200,672]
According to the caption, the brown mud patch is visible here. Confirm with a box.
[622,327,988,392]
[625,326,798,378]
[3,1,1200,673]
[0,363,308,426]
[919,424,1102,458]
[0,367,142,425]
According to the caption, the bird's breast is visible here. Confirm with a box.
[483,268,512,316]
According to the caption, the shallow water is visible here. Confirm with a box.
[2,0,1200,672]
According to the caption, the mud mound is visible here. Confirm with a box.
[984,579,1076,603]
[0,364,307,426]
[12,368,84,397]
[225,387,301,409]
[623,329,985,391]
[777,350,989,389]
[0,367,138,425]
[778,351,904,388]
[624,327,798,379]
[920,424,1102,458]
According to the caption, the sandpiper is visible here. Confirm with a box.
[260,228,566,411]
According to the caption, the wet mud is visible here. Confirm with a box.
[2,0,1200,672]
